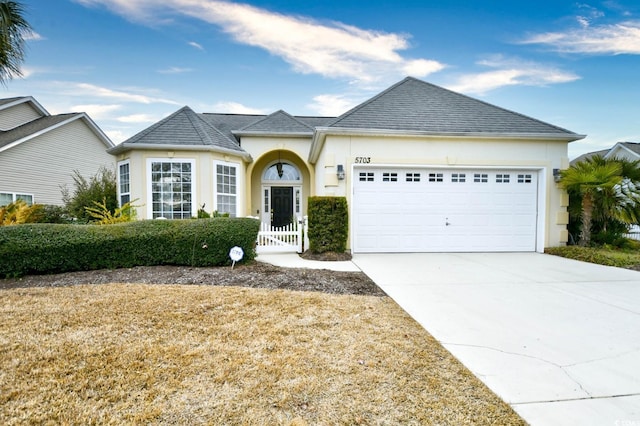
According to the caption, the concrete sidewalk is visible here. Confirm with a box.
[256,252,361,272]
[352,253,640,426]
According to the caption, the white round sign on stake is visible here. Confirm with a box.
[229,246,244,268]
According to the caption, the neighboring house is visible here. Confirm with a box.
[571,141,640,164]
[108,77,584,253]
[0,96,115,206]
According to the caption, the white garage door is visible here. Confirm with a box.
[353,168,538,252]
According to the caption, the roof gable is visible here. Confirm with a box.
[0,112,114,153]
[0,96,49,116]
[236,110,314,135]
[328,77,579,136]
[123,106,245,153]
[605,142,640,160]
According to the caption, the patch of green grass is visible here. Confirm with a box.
[545,243,640,269]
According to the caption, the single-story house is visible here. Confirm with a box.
[0,96,115,206]
[571,141,640,164]
[108,77,584,253]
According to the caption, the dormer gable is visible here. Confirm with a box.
[0,97,49,131]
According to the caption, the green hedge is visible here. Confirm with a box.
[307,196,348,253]
[0,217,260,278]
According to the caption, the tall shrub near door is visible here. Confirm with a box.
[308,196,348,253]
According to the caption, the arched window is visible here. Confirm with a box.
[263,162,301,181]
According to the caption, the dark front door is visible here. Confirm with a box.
[271,186,293,227]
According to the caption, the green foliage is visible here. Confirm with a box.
[561,155,640,246]
[195,204,229,219]
[545,245,640,269]
[0,200,43,225]
[62,167,117,223]
[307,196,348,254]
[85,197,138,225]
[0,217,260,277]
[34,205,72,224]
[0,0,32,84]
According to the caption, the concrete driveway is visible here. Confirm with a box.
[352,253,640,426]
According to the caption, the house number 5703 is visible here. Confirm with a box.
[355,157,371,163]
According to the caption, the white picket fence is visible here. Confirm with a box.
[256,216,309,253]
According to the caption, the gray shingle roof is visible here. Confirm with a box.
[0,114,79,149]
[619,142,640,155]
[571,141,640,164]
[122,106,247,153]
[327,77,580,136]
[236,110,314,134]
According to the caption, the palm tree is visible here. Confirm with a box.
[0,1,32,84]
[560,155,640,246]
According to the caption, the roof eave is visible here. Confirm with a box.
[108,142,253,162]
[0,96,50,116]
[232,130,314,138]
[309,127,586,163]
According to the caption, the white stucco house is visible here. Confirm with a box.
[0,96,115,206]
[108,77,585,253]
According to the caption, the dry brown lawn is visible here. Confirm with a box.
[1,283,525,425]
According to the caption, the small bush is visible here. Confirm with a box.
[85,197,138,224]
[0,200,43,225]
[0,217,260,277]
[35,205,73,224]
[62,167,117,223]
[307,196,348,253]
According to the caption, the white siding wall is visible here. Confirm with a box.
[0,102,43,130]
[0,119,114,205]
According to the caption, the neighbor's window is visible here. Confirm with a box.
[215,162,237,217]
[0,192,33,206]
[118,161,130,206]
[149,160,194,219]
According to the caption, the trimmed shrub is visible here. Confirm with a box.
[307,196,348,253]
[0,217,260,277]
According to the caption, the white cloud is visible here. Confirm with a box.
[70,103,121,119]
[188,41,204,50]
[105,129,129,144]
[158,66,193,74]
[446,56,580,95]
[59,82,180,105]
[74,0,445,85]
[210,101,267,114]
[117,113,159,123]
[521,20,640,54]
[25,31,44,41]
[308,94,360,116]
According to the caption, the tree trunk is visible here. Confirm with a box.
[580,192,594,246]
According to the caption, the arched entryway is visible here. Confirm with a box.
[262,161,302,227]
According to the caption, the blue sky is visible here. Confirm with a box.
[9,0,640,158]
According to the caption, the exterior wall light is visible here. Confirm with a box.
[337,164,345,180]
[276,151,284,178]
[553,168,561,183]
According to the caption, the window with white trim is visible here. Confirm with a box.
[496,174,510,183]
[382,172,398,182]
[428,173,443,182]
[118,160,130,206]
[474,173,488,183]
[0,192,34,206]
[451,173,466,183]
[518,174,533,183]
[406,172,421,182]
[359,172,374,182]
[149,160,194,219]
[215,162,238,217]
